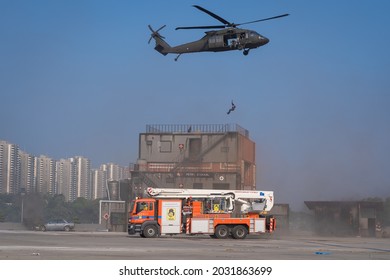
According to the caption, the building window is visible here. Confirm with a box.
[189,138,201,161]
[159,141,172,153]
[193,183,203,189]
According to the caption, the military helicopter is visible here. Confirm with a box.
[149,5,289,61]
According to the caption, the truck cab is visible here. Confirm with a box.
[128,198,184,238]
[128,198,157,237]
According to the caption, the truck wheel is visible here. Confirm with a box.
[41,226,46,232]
[215,225,229,239]
[64,226,70,232]
[232,225,248,239]
[143,225,158,238]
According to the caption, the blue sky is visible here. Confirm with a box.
[1,0,389,209]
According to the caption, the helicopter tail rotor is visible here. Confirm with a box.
[148,25,166,44]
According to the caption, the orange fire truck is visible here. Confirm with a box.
[128,187,276,239]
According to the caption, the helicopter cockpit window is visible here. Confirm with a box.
[249,31,260,37]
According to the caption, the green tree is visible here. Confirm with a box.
[70,198,99,223]
[1,193,99,224]
[22,193,45,227]
[0,194,20,222]
[44,194,72,221]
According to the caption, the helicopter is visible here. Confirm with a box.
[148,5,289,61]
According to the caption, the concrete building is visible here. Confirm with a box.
[36,155,56,195]
[130,124,256,199]
[92,163,131,200]
[305,201,384,237]
[20,151,36,193]
[56,158,76,202]
[270,203,290,232]
[1,140,129,201]
[0,141,21,194]
[91,168,107,200]
[101,163,123,181]
[73,156,91,200]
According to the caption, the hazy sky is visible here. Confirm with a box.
[1,0,389,210]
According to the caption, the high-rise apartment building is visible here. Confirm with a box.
[1,139,128,200]
[36,155,56,195]
[0,140,21,194]
[73,156,91,200]
[56,158,76,202]
[101,163,124,181]
[20,150,36,193]
[91,168,107,200]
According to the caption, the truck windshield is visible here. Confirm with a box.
[135,202,149,214]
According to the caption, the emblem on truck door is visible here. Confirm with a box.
[167,208,176,220]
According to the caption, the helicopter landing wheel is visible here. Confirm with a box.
[243,49,249,56]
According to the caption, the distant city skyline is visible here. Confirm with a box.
[0,139,130,201]
[0,138,129,168]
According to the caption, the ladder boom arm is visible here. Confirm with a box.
[146,187,274,212]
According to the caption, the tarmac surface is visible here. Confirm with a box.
[0,228,389,260]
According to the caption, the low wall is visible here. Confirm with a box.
[0,222,108,232]
[0,222,27,230]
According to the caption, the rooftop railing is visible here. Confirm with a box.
[146,123,249,137]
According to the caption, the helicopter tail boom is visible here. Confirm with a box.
[148,25,172,55]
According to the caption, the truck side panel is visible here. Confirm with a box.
[190,218,214,234]
[159,200,182,234]
[189,217,269,235]
[252,218,266,233]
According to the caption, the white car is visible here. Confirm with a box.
[41,219,75,232]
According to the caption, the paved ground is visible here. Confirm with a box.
[0,229,389,260]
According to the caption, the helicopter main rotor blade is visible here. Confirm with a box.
[193,5,231,25]
[175,6,289,31]
[236,14,289,26]
[176,25,226,30]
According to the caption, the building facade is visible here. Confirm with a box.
[91,168,107,200]
[20,151,36,193]
[130,124,256,199]
[305,201,384,237]
[56,158,76,202]
[0,141,21,194]
[36,155,56,195]
[73,156,91,200]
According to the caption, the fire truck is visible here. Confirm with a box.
[128,187,276,239]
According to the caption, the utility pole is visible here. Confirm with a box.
[20,188,26,224]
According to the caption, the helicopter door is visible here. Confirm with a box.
[208,35,224,48]
[226,34,239,48]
